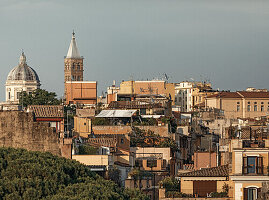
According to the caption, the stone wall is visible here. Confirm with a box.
[0,111,71,158]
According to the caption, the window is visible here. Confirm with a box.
[261,102,264,104]
[237,105,240,112]
[162,160,167,168]
[147,160,157,168]
[254,105,257,112]
[121,138,124,144]
[17,92,21,100]
[146,178,150,188]
[175,97,177,102]
[247,105,251,112]
[135,160,143,167]
[261,105,264,112]
[237,102,240,104]
[243,156,263,175]
[8,92,11,100]
[77,64,80,70]
[248,101,250,104]
[72,63,75,69]
[244,187,260,200]
[267,105,269,112]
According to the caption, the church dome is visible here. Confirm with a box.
[7,52,40,82]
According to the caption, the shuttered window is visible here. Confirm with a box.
[243,157,248,174]
[243,156,263,175]
[244,187,259,200]
[256,157,263,175]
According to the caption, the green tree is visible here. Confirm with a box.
[0,147,149,200]
[159,177,180,192]
[108,166,121,186]
[19,89,61,107]
[78,145,98,155]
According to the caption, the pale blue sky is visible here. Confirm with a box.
[1,0,269,100]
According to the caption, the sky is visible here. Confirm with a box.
[1,0,269,101]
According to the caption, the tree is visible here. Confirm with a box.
[108,166,121,186]
[78,145,98,155]
[19,89,61,107]
[0,147,149,200]
[159,177,180,192]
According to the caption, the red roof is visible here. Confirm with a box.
[178,165,229,177]
[207,91,269,99]
[27,105,64,118]
[238,91,269,98]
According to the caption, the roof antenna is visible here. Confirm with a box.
[72,30,75,37]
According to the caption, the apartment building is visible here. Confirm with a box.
[228,132,269,200]
[175,81,214,112]
[205,91,269,119]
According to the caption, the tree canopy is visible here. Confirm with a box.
[19,89,61,107]
[0,147,149,200]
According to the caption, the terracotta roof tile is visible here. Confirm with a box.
[178,165,229,177]
[207,92,241,99]
[238,91,269,98]
[207,91,269,99]
[27,105,64,118]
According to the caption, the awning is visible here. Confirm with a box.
[96,110,137,118]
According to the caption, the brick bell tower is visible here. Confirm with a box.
[64,31,84,101]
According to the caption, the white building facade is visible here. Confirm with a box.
[175,82,193,112]
[5,52,40,103]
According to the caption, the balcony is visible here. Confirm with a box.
[242,140,265,148]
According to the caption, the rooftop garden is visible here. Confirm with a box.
[129,127,178,152]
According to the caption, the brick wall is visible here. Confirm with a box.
[193,152,217,170]
[0,111,71,158]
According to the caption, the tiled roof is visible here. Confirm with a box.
[27,105,64,118]
[178,165,229,177]
[207,92,241,99]
[183,164,194,171]
[114,161,131,167]
[207,91,269,99]
[88,137,116,148]
[238,91,269,98]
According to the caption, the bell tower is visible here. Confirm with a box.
[64,32,84,100]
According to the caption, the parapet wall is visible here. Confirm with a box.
[0,111,68,157]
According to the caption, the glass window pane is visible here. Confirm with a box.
[247,157,256,174]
